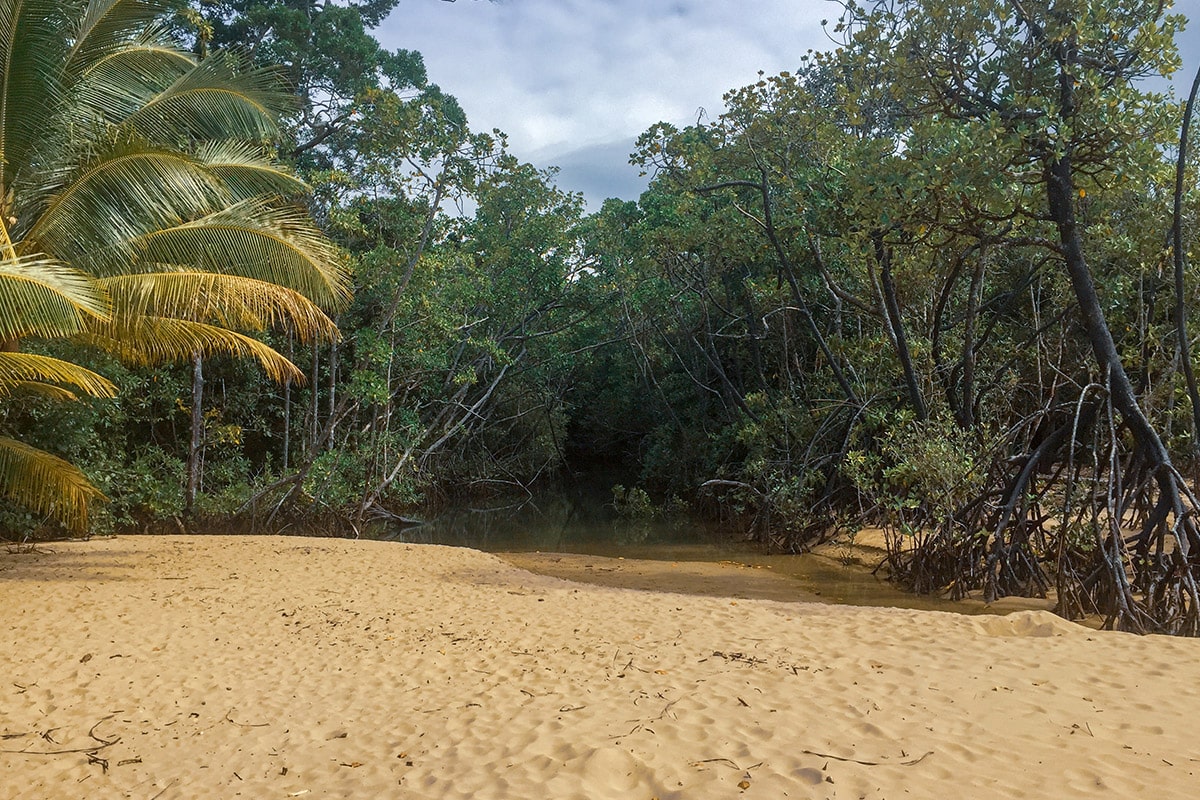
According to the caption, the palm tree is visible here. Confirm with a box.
[0,0,350,530]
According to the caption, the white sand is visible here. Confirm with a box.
[2,535,1197,799]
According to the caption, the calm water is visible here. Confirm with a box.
[370,491,723,552]
[366,491,1006,614]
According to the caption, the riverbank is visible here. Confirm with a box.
[500,542,1057,616]
[2,535,1197,798]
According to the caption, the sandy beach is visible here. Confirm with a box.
[2,535,1198,799]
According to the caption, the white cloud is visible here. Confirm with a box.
[378,0,831,205]
[379,0,1200,208]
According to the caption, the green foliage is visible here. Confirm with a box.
[611,484,689,521]
[611,485,655,519]
[843,411,986,533]
[89,450,187,532]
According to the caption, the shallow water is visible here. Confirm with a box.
[371,493,725,552]
[365,492,1030,615]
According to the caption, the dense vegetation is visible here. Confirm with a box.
[4,0,1200,633]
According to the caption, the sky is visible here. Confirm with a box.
[379,0,1200,211]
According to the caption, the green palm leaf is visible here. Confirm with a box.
[25,135,229,269]
[133,198,351,309]
[0,351,117,397]
[195,140,309,200]
[0,0,73,185]
[64,0,172,82]
[0,255,110,341]
[75,37,193,99]
[4,381,80,401]
[80,316,305,383]
[119,50,290,144]
[99,271,340,343]
[72,31,195,127]
[0,436,106,531]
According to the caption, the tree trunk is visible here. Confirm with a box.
[308,339,319,455]
[958,247,987,429]
[283,332,293,471]
[1048,152,1200,583]
[874,235,928,421]
[1047,50,1175,503]
[327,340,338,450]
[1048,167,1171,472]
[186,353,204,516]
[1173,62,1200,458]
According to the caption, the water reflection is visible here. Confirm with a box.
[366,491,722,553]
[365,491,1052,616]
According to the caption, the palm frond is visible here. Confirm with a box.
[195,140,309,199]
[133,198,351,309]
[25,135,229,269]
[0,351,117,397]
[119,50,290,144]
[0,0,72,183]
[0,255,110,341]
[0,435,105,531]
[0,0,350,533]
[4,381,79,401]
[72,35,195,124]
[64,1,174,82]
[99,271,340,343]
[81,316,305,383]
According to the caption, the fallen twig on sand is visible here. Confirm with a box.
[0,742,119,756]
[611,696,682,739]
[690,758,764,771]
[4,543,54,555]
[0,718,121,756]
[89,718,120,747]
[149,780,178,800]
[225,709,269,728]
[711,650,766,666]
[799,748,933,767]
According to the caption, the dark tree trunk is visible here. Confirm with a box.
[1048,162,1171,472]
[1173,62,1200,457]
[958,248,987,430]
[308,339,319,455]
[1047,151,1200,632]
[1047,49,1173,495]
[186,353,204,516]
[874,235,927,421]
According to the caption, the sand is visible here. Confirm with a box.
[2,536,1198,799]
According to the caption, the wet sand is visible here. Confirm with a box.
[500,542,1056,615]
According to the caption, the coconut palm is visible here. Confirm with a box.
[0,0,350,530]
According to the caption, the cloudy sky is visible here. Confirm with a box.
[379,0,1200,210]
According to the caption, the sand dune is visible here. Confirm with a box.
[2,535,1197,798]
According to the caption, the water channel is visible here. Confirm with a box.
[368,489,1051,617]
